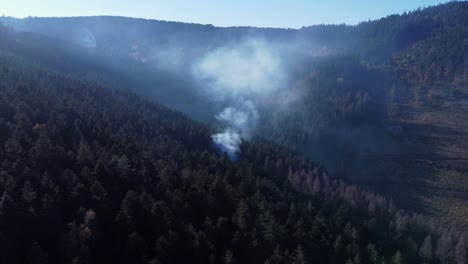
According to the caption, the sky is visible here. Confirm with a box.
[0,0,450,28]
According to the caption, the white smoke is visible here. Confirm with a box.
[212,128,241,156]
[76,27,96,48]
[193,38,286,159]
[193,39,285,100]
[211,101,259,158]
[215,101,259,137]
[153,46,185,69]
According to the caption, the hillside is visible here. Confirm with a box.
[0,0,467,245]
[0,1,468,263]
[2,43,467,263]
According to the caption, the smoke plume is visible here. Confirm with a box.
[193,38,286,159]
[211,101,259,158]
[76,27,96,48]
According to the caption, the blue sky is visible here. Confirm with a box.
[1,0,450,28]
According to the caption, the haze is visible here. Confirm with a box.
[1,0,449,28]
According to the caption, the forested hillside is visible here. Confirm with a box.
[0,2,467,263]
[0,36,467,263]
[1,0,467,234]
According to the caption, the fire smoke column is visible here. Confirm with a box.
[212,128,241,158]
[211,101,259,159]
[192,38,285,159]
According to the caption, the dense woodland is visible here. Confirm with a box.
[1,23,468,263]
[1,3,466,180]
[0,2,468,264]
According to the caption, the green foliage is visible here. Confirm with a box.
[0,3,467,263]
[0,47,461,264]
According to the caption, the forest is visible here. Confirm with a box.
[0,43,466,264]
[0,1,467,264]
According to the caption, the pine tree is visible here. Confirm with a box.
[391,250,402,264]
[4,137,23,158]
[0,192,13,215]
[292,244,307,264]
[436,231,454,262]
[29,132,55,168]
[233,199,250,230]
[455,236,467,264]
[224,250,235,264]
[77,139,95,166]
[265,245,283,264]
[420,235,433,264]
[22,181,37,204]
[367,244,381,264]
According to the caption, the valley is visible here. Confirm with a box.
[0,2,467,263]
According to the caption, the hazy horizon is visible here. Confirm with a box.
[1,0,451,28]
